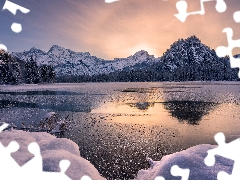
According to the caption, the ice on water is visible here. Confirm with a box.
[0,82,240,179]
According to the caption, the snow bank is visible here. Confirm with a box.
[0,130,105,180]
[0,130,234,180]
[136,144,234,180]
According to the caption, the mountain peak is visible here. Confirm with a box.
[48,45,66,52]
[134,50,149,56]
[132,50,154,59]
[188,35,200,40]
[186,35,201,43]
[28,47,44,53]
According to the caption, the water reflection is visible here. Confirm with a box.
[120,86,201,93]
[127,102,154,111]
[95,100,218,126]
[163,101,218,125]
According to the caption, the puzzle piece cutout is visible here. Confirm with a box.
[0,44,7,51]
[20,142,44,178]
[233,11,240,23]
[215,28,240,77]
[204,132,240,180]
[40,160,72,180]
[155,176,165,180]
[0,140,20,178]
[81,176,92,180]
[2,0,30,33]
[0,123,9,132]
[175,0,227,22]
[171,165,190,180]
[154,165,190,180]
[2,0,30,15]
[0,123,92,180]
[105,0,120,3]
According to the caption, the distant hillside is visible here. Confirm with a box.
[8,35,240,84]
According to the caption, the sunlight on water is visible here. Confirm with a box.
[91,102,172,125]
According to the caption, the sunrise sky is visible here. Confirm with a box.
[0,0,240,59]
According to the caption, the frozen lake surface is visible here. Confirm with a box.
[0,82,240,179]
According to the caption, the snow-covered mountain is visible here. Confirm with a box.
[11,35,239,81]
[103,36,239,82]
[160,36,219,71]
[12,45,158,76]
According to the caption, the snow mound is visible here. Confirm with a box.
[0,130,105,180]
[136,144,233,180]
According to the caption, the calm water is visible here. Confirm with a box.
[0,82,240,179]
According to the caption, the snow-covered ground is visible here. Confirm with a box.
[0,129,234,180]
[136,144,233,180]
[0,130,106,180]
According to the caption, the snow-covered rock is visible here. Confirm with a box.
[0,130,105,180]
[136,144,233,180]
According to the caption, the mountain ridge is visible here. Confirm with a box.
[12,44,159,77]
[11,35,239,82]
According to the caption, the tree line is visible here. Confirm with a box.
[1,38,239,84]
[56,56,239,83]
[56,36,239,82]
[0,50,55,85]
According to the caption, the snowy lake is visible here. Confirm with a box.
[0,82,240,179]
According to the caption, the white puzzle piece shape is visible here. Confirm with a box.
[2,0,30,33]
[175,0,227,22]
[0,123,92,180]
[2,0,30,15]
[215,28,240,77]
[154,164,190,180]
[205,132,240,180]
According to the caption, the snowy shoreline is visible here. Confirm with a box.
[0,129,234,180]
[0,130,105,180]
[135,144,233,180]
